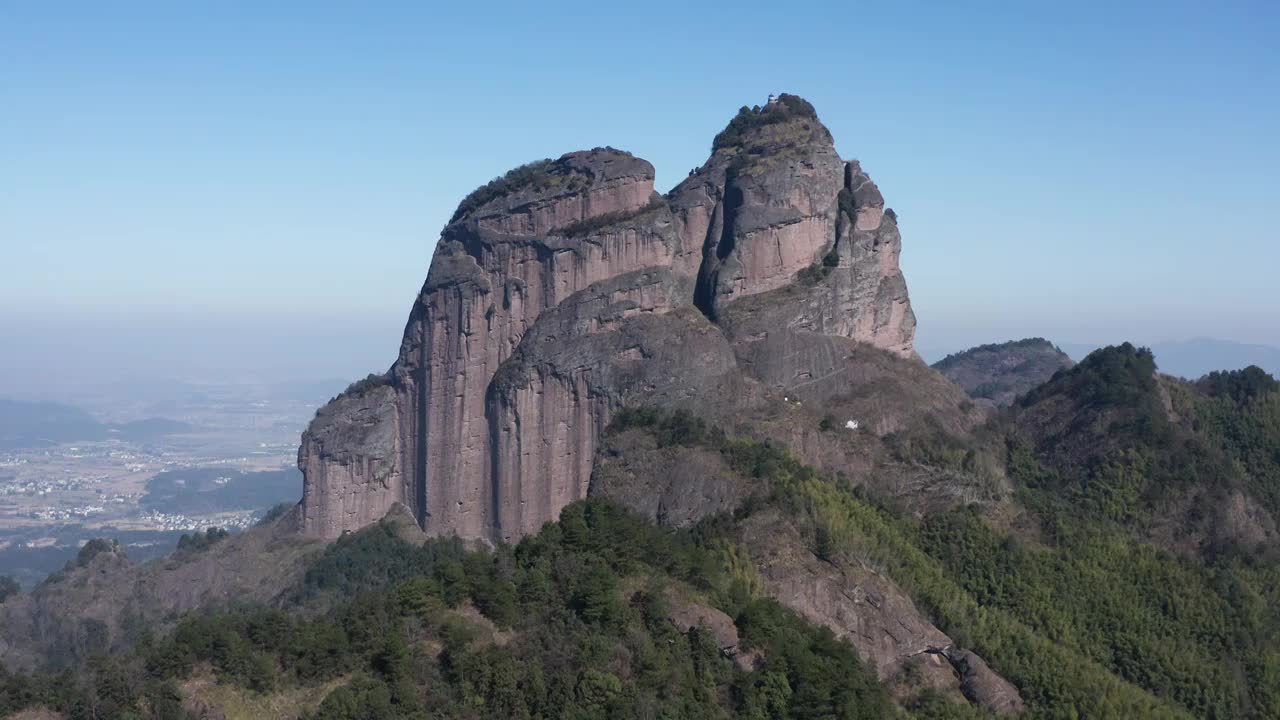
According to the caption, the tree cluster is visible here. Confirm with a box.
[2,498,891,720]
[712,95,820,151]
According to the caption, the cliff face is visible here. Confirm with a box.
[673,103,914,356]
[299,96,920,541]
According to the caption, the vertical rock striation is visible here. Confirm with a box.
[673,98,914,356]
[300,95,920,540]
[299,383,404,538]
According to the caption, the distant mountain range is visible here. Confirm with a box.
[0,398,195,450]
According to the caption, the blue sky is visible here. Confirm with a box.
[2,0,1278,373]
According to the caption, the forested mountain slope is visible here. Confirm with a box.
[933,339,1074,408]
[6,351,1278,719]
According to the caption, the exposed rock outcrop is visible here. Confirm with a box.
[662,591,743,657]
[740,511,1020,715]
[299,382,403,537]
[590,427,754,528]
[672,104,914,355]
[739,512,951,680]
[590,435,1024,715]
[945,648,1026,715]
[299,95,921,541]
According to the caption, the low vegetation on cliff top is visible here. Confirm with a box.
[711,94,820,151]
[337,372,391,401]
[449,158,592,224]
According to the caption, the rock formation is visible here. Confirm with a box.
[299,95,918,541]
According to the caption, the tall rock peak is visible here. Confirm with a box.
[299,95,918,540]
[678,97,844,319]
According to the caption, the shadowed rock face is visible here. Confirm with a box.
[674,121,915,357]
[299,96,920,541]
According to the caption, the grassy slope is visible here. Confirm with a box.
[183,675,347,720]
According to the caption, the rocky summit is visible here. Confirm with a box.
[300,95,918,542]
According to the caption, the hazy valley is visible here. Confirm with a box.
[0,382,333,587]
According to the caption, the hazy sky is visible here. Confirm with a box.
[3,0,1278,381]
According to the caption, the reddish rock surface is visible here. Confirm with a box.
[299,97,921,541]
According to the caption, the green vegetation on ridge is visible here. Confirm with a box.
[4,348,1279,720]
[612,398,1280,718]
[1,499,892,720]
[449,159,592,224]
[712,94,821,151]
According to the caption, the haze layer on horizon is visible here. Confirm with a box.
[3,1,1277,388]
